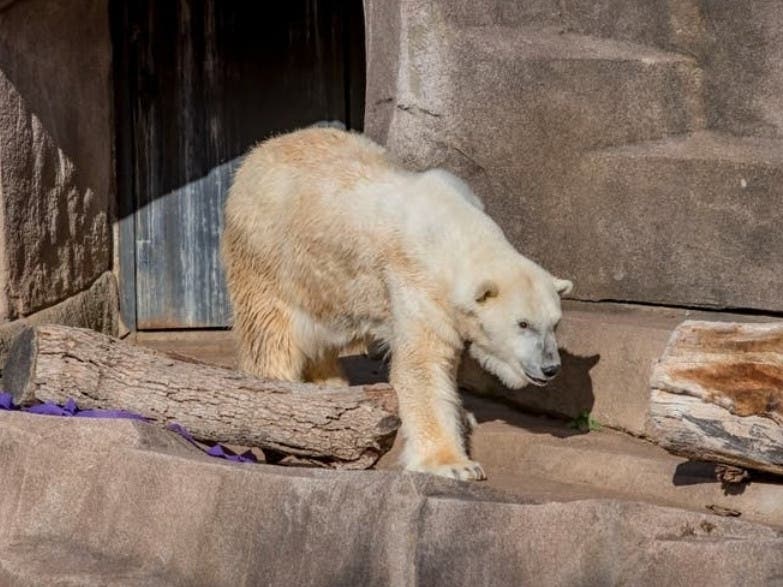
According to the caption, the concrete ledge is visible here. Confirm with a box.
[2,411,782,586]
[0,271,118,374]
[459,300,783,437]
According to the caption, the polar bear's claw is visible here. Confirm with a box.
[417,460,487,482]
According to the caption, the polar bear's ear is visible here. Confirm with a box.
[475,280,499,304]
[552,277,573,297]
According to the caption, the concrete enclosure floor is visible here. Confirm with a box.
[130,329,783,528]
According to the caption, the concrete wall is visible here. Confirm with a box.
[363,0,783,433]
[364,0,783,313]
[700,1,783,139]
[0,0,118,364]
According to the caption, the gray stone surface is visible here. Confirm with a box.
[0,271,118,375]
[2,410,783,586]
[366,11,704,177]
[364,0,783,313]
[418,498,783,587]
[442,0,700,51]
[459,398,783,528]
[0,0,112,320]
[389,0,783,140]
[699,1,783,139]
[572,132,783,310]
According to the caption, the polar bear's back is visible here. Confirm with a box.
[224,126,405,246]
[260,126,391,172]
[237,127,394,198]
[222,127,401,334]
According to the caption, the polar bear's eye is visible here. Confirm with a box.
[518,321,529,329]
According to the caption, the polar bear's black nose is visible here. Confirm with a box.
[542,364,560,378]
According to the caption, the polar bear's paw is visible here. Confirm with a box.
[413,460,487,482]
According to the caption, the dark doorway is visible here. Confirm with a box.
[113,0,365,330]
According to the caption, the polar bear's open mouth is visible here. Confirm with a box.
[523,372,549,386]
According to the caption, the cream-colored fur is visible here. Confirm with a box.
[221,127,572,481]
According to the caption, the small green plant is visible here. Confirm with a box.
[569,410,602,432]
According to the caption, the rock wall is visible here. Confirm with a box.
[0,0,116,365]
[364,0,783,312]
[0,0,113,321]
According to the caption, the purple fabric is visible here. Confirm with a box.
[166,422,257,463]
[2,393,148,421]
[0,392,13,410]
[167,422,195,442]
[1,392,256,464]
[26,402,74,416]
[206,443,258,463]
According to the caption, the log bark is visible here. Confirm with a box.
[3,325,400,469]
[648,320,783,476]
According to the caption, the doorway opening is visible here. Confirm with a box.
[112,0,365,331]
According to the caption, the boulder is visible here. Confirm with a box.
[2,410,783,586]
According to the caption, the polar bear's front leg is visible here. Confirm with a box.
[303,350,349,386]
[390,326,486,481]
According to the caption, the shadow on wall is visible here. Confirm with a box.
[534,350,601,417]
[109,0,365,330]
[113,0,366,219]
[0,0,112,202]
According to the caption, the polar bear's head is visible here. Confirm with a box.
[460,262,572,390]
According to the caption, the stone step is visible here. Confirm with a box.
[448,26,705,157]
[366,0,783,315]
[409,27,708,275]
[377,396,783,528]
[3,411,783,586]
[462,400,783,528]
[444,0,698,53]
[380,26,704,176]
[525,131,783,312]
[442,1,783,141]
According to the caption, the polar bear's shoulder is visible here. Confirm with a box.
[417,168,485,211]
[250,127,393,177]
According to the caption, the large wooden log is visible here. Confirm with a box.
[648,320,783,476]
[3,325,400,469]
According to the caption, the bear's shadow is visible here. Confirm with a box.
[340,350,600,439]
[340,354,389,385]
[463,350,600,438]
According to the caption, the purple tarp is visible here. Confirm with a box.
[0,392,257,463]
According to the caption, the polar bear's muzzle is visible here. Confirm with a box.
[523,371,550,386]
[522,356,561,387]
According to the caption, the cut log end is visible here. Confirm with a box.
[648,320,783,478]
[4,326,37,406]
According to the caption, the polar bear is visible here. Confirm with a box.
[221,127,572,481]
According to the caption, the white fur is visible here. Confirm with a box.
[222,128,572,481]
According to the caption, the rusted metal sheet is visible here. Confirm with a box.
[122,0,363,329]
